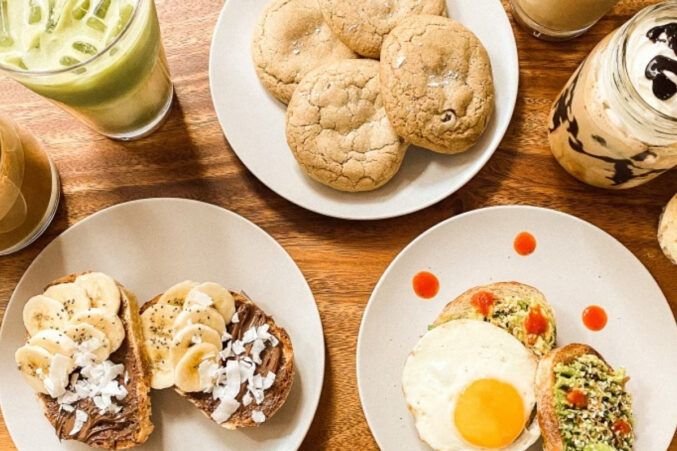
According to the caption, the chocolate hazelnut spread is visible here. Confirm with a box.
[189,300,283,416]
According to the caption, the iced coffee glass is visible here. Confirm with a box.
[510,0,618,41]
[548,2,677,189]
[0,115,59,255]
[0,0,173,140]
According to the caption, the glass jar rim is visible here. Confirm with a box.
[0,0,144,76]
[619,1,677,123]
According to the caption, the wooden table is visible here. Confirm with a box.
[1,0,675,449]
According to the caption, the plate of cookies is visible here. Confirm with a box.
[210,0,518,220]
[356,205,677,450]
[0,198,324,450]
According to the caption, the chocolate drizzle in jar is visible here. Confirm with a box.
[645,23,677,100]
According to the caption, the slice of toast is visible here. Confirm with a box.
[141,291,294,429]
[36,272,154,449]
[433,282,557,356]
[535,344,634,451]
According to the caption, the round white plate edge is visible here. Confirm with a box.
[0,197,325,451]
[207,0,520,221]
[355,204,677,450]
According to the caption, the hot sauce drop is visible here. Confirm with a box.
[471,291,495,316]
[524,305,548,335]
[514,232,537,256]
[413,271,439,299]
[582,305,608,331]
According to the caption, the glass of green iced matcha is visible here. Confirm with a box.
[0,0,173,140]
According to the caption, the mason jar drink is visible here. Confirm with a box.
[0,115,59,255]
[510,0,618,41]
[548,2,677,189]
[0,0,173,140]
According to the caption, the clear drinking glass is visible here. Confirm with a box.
[0,0,173,140]
[0,114,59,255]
[547,2,677,189]
[510,0,619,41]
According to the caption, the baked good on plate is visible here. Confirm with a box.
[251,0,357,104]
[536,343,634,450]
[403,319,540,450]
[380,15,494,154]
[140,281,294,429]
[286,59,409,192]
[15,272,153,449]
[433,282,557,357]
[317,0,446,58]
[658,193,677,264]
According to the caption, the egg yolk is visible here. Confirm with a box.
[453,378,526,449]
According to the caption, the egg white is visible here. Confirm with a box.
[402,319,540,451]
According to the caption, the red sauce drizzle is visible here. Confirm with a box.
[524,305,548,335]
[582,305,608,331]
[514,232,537,256]
[613,419,632,436]
[566,389,588,408]
[470,291,495,316]
[412,271,439,299]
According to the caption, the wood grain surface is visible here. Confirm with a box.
[0,0,675,449]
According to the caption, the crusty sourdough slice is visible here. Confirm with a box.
[536,344,633,451]
[141,291,294,429]
[37,272,154,449]
[433,282,557,356]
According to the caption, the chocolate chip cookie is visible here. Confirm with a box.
[380,15,494,154]
[251,0,358,104]
[318,0,446,59]
[286,59,409,192]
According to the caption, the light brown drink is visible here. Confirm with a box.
[511,0,618,40]
[0,115,59,255]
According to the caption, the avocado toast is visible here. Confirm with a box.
[536,343,634,451]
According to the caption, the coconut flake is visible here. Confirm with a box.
[219,342,233,361]
[231,312,240,324]
[60,403,74,413]
[232,340,246,355]
[221,330,232,342]
[242,327,257,344]
[263,371,276,390]
[252,410,266,423]
[211,398,240,424]
[395,55,406,68]
[198,358,220,392]
[242,392,253,406]
[70,409,88,436]
[186,289,213,307]
[250,339,266,365]
[191,334,203,345]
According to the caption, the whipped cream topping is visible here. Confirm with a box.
[627,19,677,117]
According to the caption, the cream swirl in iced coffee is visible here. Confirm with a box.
[548,2,677,189]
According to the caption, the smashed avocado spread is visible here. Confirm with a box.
[554,354,633,450]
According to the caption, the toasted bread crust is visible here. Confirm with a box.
[535,344,610,451]
[142,291,294,429]
[38,272,154,449]
[433,282,556,355]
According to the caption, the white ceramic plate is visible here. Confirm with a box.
[357,205,677,450]
[209,0,518,220]
[0,198,324,451]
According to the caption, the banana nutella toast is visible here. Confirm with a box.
[16,272,153,449]
[140,281,294,429]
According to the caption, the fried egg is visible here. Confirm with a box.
[402,319,540,450]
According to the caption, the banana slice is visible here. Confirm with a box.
[173,305,226,337]
[174,342,220,392]
[23,295,69,336]
[75,272,121,315]
[144,337,174,389]
[170,323,222,368]
[15,345,54,394]
[187,283,235,324]
[64,323,112,363]
[43,283,91,318]
[158,281,199,307]
[141,303,180,342]
[71,308,125,353]
[28,330,76,358]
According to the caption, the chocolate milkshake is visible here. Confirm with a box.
[510,0,618,40]
[548,2,677,189]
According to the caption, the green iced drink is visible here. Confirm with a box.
[0,0,173,140]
